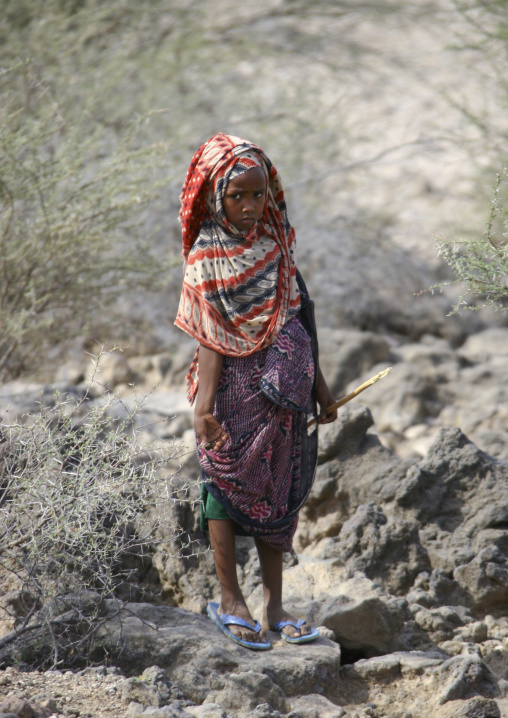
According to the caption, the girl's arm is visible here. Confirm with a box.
[316,367,338,424]
[194,344,229,450]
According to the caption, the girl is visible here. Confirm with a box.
[175,133,337,649]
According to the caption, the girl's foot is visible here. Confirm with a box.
[218,600,267,643]
[264,607,313,640]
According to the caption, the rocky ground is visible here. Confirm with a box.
[2,2,508,715]
[1,320,507,718]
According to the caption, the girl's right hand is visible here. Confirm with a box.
[194,412,229,451]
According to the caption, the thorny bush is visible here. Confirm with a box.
[434,169,508,314]
[0,373,197,669]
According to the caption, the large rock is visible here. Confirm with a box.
[0,696,32,718]
[85,350,136,390]
[126,705,195,718]
[310,502,430,595]
[96,602,342,703]
[203,671,288,717]
[119,666,191,708]
[410,605,473,645]
[317,329,391,397]
[152,542,219,615]
[349,361,445,434]
[435,653,499,705]
[336,328,508,461]
[453,548,508,614]
[250,559,407,658]
[299,413,508,615]
[459,328,508,363]
[396,428,508,612]
[296,404,412,551]
[406,569,470,610]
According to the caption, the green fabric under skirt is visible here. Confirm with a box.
[200,482,248,535]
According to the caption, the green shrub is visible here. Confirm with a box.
[434,169,508,313]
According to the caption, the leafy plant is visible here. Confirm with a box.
[434,169,508,313]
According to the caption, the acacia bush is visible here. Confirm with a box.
[434,170,508,313]
[431,2,508,312]
[0,54,174,380]
[0,360,197,668]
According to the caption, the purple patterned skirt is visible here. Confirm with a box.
[198,317,318,552]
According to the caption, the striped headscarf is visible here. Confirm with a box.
[174,133,300,403]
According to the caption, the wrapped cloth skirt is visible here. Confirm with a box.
[198,317,318,552]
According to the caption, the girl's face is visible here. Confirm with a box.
[223,166,266,233]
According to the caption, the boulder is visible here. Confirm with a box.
[314,502,430,595]
[346,361,444,434]
[317,329,391,397]
[394,335,461,382]
[396,428,508,611]
[151,540,219,614]
[296,404,412,551]
[435,653,498,705]
[0,697,32,718]
[459,328,508,363]
[406,569,471,610]
[410,605,473,644]
[317,403,376,465]
[119,666,191,707]
[95,602,342,703]
[86,350,135,389]
[453,548,508,614]
[165,341,198,390]
[203,671,288,717]
[250,559,407,658]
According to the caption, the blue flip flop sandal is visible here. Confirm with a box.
[207,602,271,651]
[270,618,320,644]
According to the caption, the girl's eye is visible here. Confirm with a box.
[255,192,265,198]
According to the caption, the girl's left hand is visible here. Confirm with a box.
[317,399,338,424]
[315,368,338,424]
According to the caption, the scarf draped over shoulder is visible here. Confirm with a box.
[174,133,301,403]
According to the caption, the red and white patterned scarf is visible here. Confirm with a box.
[174,133,300,403]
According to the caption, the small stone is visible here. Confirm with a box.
[184,704,227,718]
[316,625,335,641]
[350,655,401,680]
[291,693,345,717]
[38,698,59,712]
[454,620,488,643]
[434,696,500,717]
[439,640,470,657]
[78,666,107,677]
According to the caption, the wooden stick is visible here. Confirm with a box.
[308,366,392,428]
